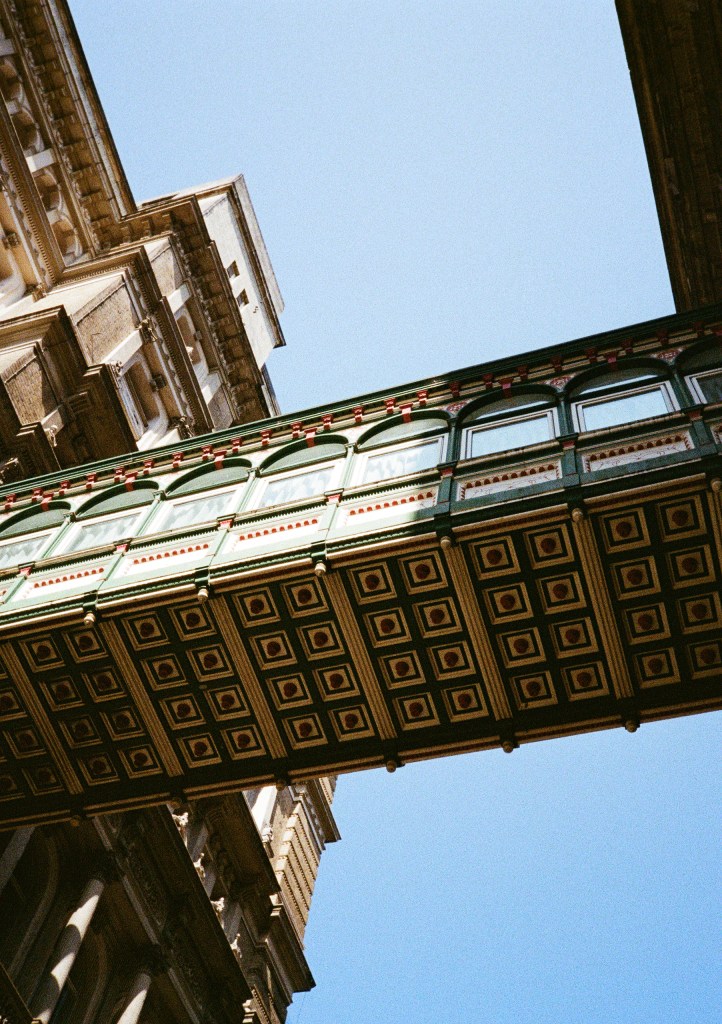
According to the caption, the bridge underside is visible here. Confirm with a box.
[1,468,720,829]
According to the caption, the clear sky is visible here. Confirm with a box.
[70,3,720,1022]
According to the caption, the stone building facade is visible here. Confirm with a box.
[0,2,338,1022]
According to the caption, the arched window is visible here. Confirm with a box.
[459,391,557,460]
[57,485,157,556]
[354,414,448,486]
[256,438,347,509]
[678,343,722,405]
[152,459,251,533]
[570,365,676,433]
[0,502,69,571]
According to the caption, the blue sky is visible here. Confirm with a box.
[70,3,721,1021]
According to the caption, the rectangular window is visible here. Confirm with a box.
[465,413,553,459]
[58,512,142,555]
[154,490,239,533]
[577,386,671,432]
[259,466,336,508]
[0,534,49,570]
[359,438,443,486]
[688,370,722,405]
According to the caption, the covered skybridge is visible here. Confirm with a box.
[0,304,721,829]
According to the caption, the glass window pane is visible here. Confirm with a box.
[581,388,668,431]
[0,535,48,570]
[260,466,336,508]
[160,490,238,531]
[361,440,441,485]
[694,371,722,404]
[65,513,140,553]
[468,414,551,458]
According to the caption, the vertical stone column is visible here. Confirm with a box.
[115,948,164,1024]
[32,859,113,1024]
[0,825,34,895]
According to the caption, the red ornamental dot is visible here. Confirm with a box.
[682,556,699,574]
[577,671,593,688]
[486,549,502,565]
[157,663,173,678]
[365,575,381,590]
[700,647,718,665]
[313,631,329,647]
[202,653,219,669]
[115,713,131,730]
[17,732,34,749]
[77,634,94,651]
[526,680,542,697]
[0,777,12,792]
[55,683,71,699]
[552,583,568,599]
[513,638,529,655]
[176,702,191,718]
[691,602,709,621]
[235,732,251,748]
[429,608,446,625]
[266,641,282,657]
[627,568,644,586]
[96,674,113,691]
[298,721,313,738]
[379,618,395,635]
[395,661,411,677]
[139,622,155,637]
[132,751,149,767]
[540,537,558,554]
[565,628,581,645]
[637,613,654,631]
[408,701,424,718]
[443,650,460,668]
[249,598,265,614]
[282,682,298,698]
[185,612,201,628]
[615,521,633,538]
[329,673,344,689]
[73,721,90,737]
[90,758,106,774]
[671,509,689,527]
[36,644,51,659]
[0,694,13,711]
[457,692,473,709]
[36,768,52,784]
[648,658,664,674]
[499,594,516,611]
[220,693,236,709]
[297,588,313,605]
[192,741,209,757]
[414,563,432,580]
[343,713,359,729]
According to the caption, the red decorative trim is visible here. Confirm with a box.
[32,488,43,503]
[551,356,563,373]
[85,473,97,491]
[693,321,705,337]
[124,472,137,492]
[449,381,461,398]
[385,397,396,415]
[261,430,272,448]
[657,328,669,346]
[34,566,105,588]
[201,445,213,461]
[353,406,364,423]
[291,422,302,439]
[322,414,333,430]
[3,495,15,511]
[459,464,557,497]
[622,337,633,354]
[113,467,124,482]
[400,404,413,423]
[348,491,435,515]
[132,543,210,564]
[143,459,154,475]
[499,378,512,396]
[417,390,428,406]
[483,373,494,390]
[172,453,183,470]
[586,347,598,363]
[237,518,318,541]
[305,428,316,447]
[231,438,242,453]
[605,351,618,367]
[586,434,688,463]
[517,365,528,382]
[214,451,226,469]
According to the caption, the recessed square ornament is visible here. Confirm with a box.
[380,651,425,689]
[525,523,574,568]
[667,547,714,588]
[314,665,360,700]
[330,705,375,741]
[365,609,411,647]
[78,753,119,785]
[0,773,21,800]
[537,573,586,613]
[20,637,63,672]
[250,632,296,669]
[24,765,62,795]
[285,714,326,747]
[170,603,216,639]
[550,618,598,658]
[123,614,168,650]
[429,641,475,679]
[414,597,462,636]
[179,733,222,767]
[624,603,670,644]
[498,627,545,667]
[188,646,232,680]
[161,695,205,729]
[222,725,264,759]
[348,563,396,604]
[677,592,722,632]
[611,557,660,600]
[64,630,106,661]
[144,655,186,689]
[283,579,328,616]
[635,648,680,688]
[469,536,519,578]
[234,588,281,626]
[120,746,162,777]
[299,621,345,660]
[268,674,312,709]
[0,687,23,719]
[483,583,533,624]
[688,639,722,677]
[43,678,82,711]
[599,508,651,552]
[443,683,489,720]
[206,685,249,719]
[511,671,558,709]
[658,495,706,541]
[394,693,439,730]
[399,552,448,591]
[86,669,125,701]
